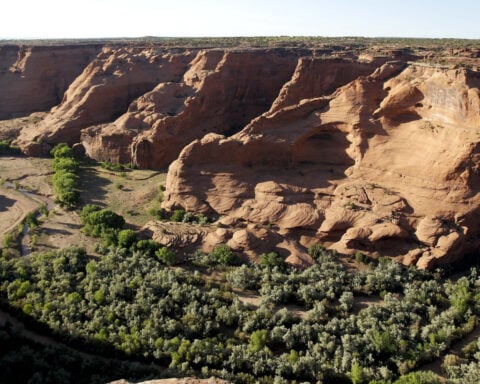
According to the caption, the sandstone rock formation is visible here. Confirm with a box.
[163,61,480,269]
[15,47,196,156]
[0,44,102,119]
[82,49,299,168]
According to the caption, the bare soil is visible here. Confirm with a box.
[0,157,166,255]
[0,187,38,236]
[0,156,53,195]
[78,165,166,228]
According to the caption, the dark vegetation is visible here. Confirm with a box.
[149,207,208,225]
[2,233,480,383]
[0,140,21,156]
[0,321,161,384]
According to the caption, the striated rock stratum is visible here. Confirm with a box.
[3,40,480,268]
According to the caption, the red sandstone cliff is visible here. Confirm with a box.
[162,61,480,269]
[15,46,195,155]
[0,44,102,119]
[81,49,300,168]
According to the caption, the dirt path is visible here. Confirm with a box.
[0,186,38,236]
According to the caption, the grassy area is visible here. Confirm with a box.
[77,164,166,228]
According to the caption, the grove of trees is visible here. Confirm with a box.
[1,240,480,383]
[51,144,80,209]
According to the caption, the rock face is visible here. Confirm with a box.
[15,46,195,156]
[0,44,102,119]
[163,61,480,269]
[5,41,480,267]
[82,49,299,168]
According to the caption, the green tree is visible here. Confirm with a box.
[51,144,79,209]
[80,206,125,238]
[156,247,178,266]
[24,212,39,229]
[249,329,269,352]
[351,362,364,384]
[260,251,285,269]
[210,245,236,265]
[394,371,440,384]
[117,229,137,249]
[170,209,186,222]
[135,239,161,256]
[50,143,74,158]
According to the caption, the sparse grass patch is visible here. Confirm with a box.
[78,164,167,227]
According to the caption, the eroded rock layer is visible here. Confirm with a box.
[84,49,300,168]
[163,61,480,269]
[0,44,102,119]
[15,46,196,155]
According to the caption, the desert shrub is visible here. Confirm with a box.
[30,234,39,249]
[135,239,161,256]
[260,252,285,269]
[155,246,178,265]
[181,212,208,225]
[24,212,39,229]
[80,204,102,221]
[227,264,261,290]
[117,229,137,249]
[50,143,74,158]
[80,204,125,239]
[39,204,49,217]
[394,371,440,384]
[308,243,328,261]
[248,329,269,352]
[3,233,16,248]
[0,140,21,156]
[149,207,168,220]
[210,245,236,265]
[100,161,125,172]
[52,157,78,173]
[170,209,186,222]
[1,232,480,383]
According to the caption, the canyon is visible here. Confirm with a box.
[2,39,480,268]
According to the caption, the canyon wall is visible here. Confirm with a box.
[162,61,480,269]
[0,44,102,119]
[3,41,480,267]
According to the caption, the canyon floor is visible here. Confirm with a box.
[0,156,167,255]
